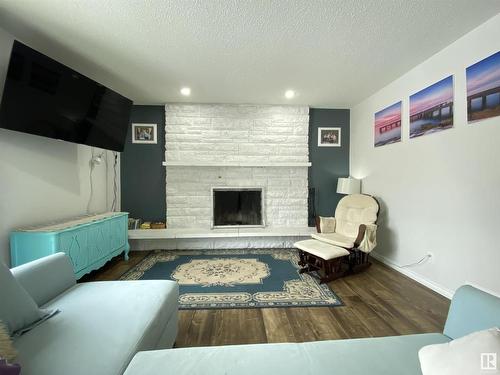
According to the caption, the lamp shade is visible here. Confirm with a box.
[337,177,361,194]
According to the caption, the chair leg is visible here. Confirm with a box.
[296,249,350,283]
[348,251,372,274]
[298,250,306,267]
[320,259,331,283]
[319,258,344,284]
[299,264,315,274]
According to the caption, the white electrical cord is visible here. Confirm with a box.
[399,254,432,268]
[87,161,94,214]
[111,151,118,212]
[105,151,109,209]
[87,148,106,214]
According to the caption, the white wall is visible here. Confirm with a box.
[351,14,500,297]
[0,27,118,265]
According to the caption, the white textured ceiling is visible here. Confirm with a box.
[0,1,499,107]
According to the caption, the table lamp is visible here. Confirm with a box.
[336,177,361,195]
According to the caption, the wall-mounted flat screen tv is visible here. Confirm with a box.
[0,40,132,152]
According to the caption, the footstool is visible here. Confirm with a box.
[294,239,349,283]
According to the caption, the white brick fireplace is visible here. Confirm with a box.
[164,104,311,231]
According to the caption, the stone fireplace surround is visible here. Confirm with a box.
[128,104,314,250]
[165,104,310,231]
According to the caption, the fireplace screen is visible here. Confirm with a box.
[212,188,263,227]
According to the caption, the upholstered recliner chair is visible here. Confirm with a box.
[295,194,379,283]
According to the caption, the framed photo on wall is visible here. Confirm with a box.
[318,127,341,147]
[132,123,157,144]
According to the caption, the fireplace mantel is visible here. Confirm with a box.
[162,161,312,167]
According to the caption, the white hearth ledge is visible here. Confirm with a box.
[162,161,312,167]
[129,226,315,240]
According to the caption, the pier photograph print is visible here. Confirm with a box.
[374,101,402,147]
[466,51,500,123]
[409,76,454,138]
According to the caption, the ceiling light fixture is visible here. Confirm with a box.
[284,90,295,99]
[180,87,191,96]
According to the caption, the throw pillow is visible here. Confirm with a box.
[319,216,336,233]
[0,261,54,336]
[419,327,500,375]
[0,359,21,375]
[0,321,17,362]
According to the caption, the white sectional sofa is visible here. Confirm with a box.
[123,285,500,375]
[10,253,179,375]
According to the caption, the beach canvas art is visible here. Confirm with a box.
[374,101,402,147]
[409,76,454,138]
[466,51,500,123]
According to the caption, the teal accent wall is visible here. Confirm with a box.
[309,108,350,218]
[120,105,166,222]
[120,106,349,224]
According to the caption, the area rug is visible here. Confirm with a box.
[120,249,343,309]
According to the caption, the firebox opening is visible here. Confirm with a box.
[212,188,264,227]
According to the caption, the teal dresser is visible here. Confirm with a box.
[10,212,130,279]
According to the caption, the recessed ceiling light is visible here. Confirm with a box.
[284,90,295,99]
[180,87,191,96]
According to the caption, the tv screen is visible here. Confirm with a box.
[0,41,132,152]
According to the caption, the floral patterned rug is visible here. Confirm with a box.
[120,249,343,309]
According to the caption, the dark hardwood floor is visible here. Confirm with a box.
[81,251,450,348]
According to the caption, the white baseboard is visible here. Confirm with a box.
[371,252,454,299]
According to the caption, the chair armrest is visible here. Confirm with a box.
[11,253,76,307]
[354,224,367,247]
[315,216,336,233]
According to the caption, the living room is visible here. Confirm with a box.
[0,2,499,375]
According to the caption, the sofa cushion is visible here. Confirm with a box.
[125,333,450,375]
[0,262,54,336]
[419,327,500,375]
[311,232,356,248]
[444,285,500,340]
[14,280,179,375]
[11,253,76,307]
[318,216,336,233]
